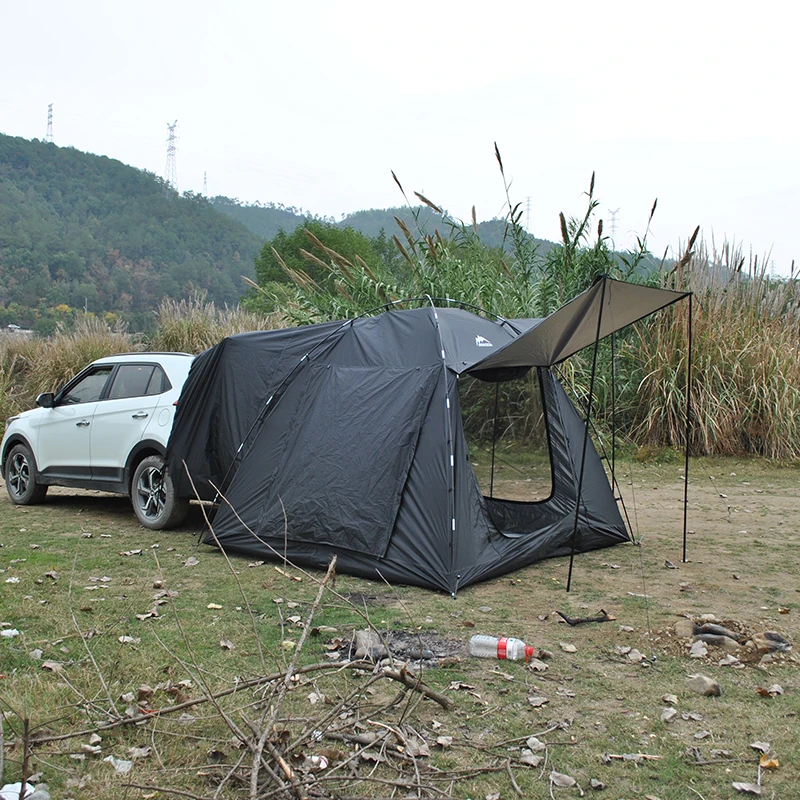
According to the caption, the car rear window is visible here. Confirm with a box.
[108,365,157,400]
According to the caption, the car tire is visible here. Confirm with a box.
[4,443,48,505]
[131,455,188,530]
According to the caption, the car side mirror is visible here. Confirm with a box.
[36,392,55,409]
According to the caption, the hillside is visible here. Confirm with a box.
[213,199,557,255]
[0,134,263,332]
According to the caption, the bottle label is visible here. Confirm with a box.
[497,637,509,659]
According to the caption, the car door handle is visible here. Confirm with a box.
[131,412,149,420]
[76,420,90,427]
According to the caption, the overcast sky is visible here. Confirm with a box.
[1,1,797,273]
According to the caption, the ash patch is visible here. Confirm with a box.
[339,628,466,665]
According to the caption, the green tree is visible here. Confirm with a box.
[246,221,388,314]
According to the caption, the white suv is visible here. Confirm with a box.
[1,352,194,529]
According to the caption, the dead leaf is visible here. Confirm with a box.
[41,660,63,672]
[750,741,770,753]
[137,685,154,702]
[436,735,452,748]
[183,556,199,567]
[731,782,761,795]
[778,607,789,614]
[129,745,152,759]
[526,736,546,752]
[447,681,475,691]
[220,638,235,650]
[135,609,158,621]
[206,603,222,610]
[405,737,429,757]
[519,750,544,767]
[527,696,549,707]
[118,635,140,644]
[559,641,577,653]
[759,754,779,769]
[104,755,133,774]
[661,707,677,723]
[120,549,142,557]
[550,770,576,788]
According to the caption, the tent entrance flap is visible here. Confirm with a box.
[255,364,440,558]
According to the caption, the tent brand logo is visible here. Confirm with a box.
[475,335,493,348]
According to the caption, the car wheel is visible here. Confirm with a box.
[4,443,48,505]
[131,455,189,530]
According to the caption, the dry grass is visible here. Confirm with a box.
[149,293,287,354]
[631,239,800,458]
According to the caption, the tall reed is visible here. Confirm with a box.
[630,240,800,458]
[149,293,285,353]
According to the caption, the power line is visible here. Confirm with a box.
[45,103,53,143]
[165,120,178,191]
[203,170,207,196]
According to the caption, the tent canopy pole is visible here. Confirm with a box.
[682,293,694,562]
[566,278,607,592]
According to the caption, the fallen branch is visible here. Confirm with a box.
[556,609,615,626]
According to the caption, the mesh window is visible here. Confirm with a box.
[460,369,553,502]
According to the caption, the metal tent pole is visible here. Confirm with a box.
[489,382,500,498]
[566,278,607,592]
[682,293,694,563]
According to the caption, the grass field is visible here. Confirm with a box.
[1,457,798,799]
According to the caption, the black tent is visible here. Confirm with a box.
[167,276,688,593]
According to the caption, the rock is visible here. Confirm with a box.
[662,693,678,705]
[661,707,678,723]
[698,623,742,641]
[627,648,644,663]
[695,633,741,652]
[354,645,388,661]
[689,640,708,658]
[687,674,721,697]
[747,632,791,654]
[673,618,696,638]
[354,630,387,660]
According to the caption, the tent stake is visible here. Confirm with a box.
[566,277,607,592]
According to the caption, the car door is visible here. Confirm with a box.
[34,365,114,479]
[89,363,165,485]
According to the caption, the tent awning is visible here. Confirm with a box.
[468,276,689,370]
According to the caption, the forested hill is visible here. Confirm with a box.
[0,134,263,331]
[213,199,556,255]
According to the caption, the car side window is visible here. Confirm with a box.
[145,366,169,395]
[108,365,157,400]
[60,366,114,405]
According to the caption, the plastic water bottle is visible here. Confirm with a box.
[469,634,535,662]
